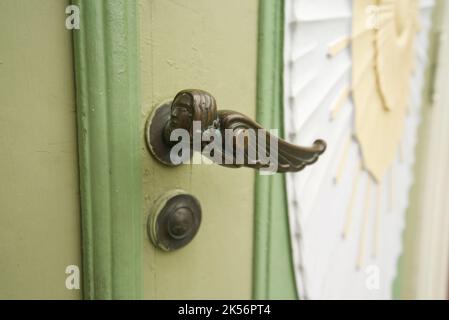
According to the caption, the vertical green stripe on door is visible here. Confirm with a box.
[72,0,142,299]
[253,0,298,299]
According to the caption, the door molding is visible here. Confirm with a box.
[253,0,297,299]
[72,0,142,299]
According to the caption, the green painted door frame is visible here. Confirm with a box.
[72,0,142,299]
[254,0,298,300]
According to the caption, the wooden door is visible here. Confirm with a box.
[0,0,300,300]
[139,0,258,299]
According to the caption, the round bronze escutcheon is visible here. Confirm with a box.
[148,190,201,251]
[145,101,192,167]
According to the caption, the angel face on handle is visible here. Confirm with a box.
[169,92,194,132]
[168,90,218,135]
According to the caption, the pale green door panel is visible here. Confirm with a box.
[140,0,297,300]
[140,0,258,299]
[0,0,81,299]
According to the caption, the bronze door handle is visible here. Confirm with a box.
[145,89,326,173]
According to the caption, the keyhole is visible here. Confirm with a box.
[167,207,195,240]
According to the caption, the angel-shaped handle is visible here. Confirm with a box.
[145,89,326,173]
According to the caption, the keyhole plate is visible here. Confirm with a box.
[147,190,202,251]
